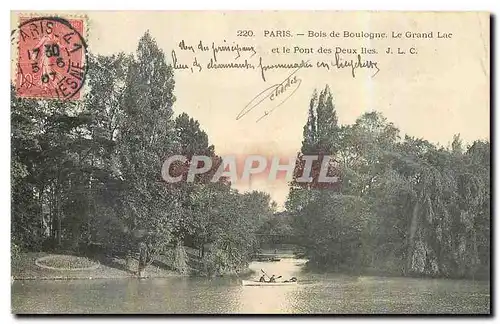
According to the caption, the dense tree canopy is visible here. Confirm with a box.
[11,31,489,280]
[287,87,490,279]
[11,32,274,276]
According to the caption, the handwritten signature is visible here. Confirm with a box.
[236,63,305,122]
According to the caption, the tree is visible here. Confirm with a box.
[114,31,179,273]
[11,30,279,278]
[287,85,342,213]
[287,86,490,279]
[11,85,43,249]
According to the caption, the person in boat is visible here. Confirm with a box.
[259,275,266,282]
[269,275,277,283]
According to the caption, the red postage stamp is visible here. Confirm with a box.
[15,16,88,100]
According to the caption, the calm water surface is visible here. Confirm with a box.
[12,259,490,314]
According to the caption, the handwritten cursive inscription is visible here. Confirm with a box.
[210,41,257,62]
[172,39,382,81]
[257,57,313,82]
[237,64,305,122]
[331,53,380,78]
[172,50,191,71]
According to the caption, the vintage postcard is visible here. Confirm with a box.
[10,11,490,314]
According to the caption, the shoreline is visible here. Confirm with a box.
[11,274,183,281]
[302,261,491,282]
[11,251,254,282]
[11,252,184,282]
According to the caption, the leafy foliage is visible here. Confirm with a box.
[11,32,273,276]
[288,88,490,279]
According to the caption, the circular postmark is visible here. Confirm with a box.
[14,16,88,100]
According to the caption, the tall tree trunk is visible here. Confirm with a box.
[472,230,478,279]
[38,186,44,239]
[406,198,420,274]
[138,241,148,277]
[57,195,62,247]
[50,187,55,241]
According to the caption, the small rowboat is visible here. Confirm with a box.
[241,280,298,286]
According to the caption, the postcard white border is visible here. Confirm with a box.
[2,0,497,323]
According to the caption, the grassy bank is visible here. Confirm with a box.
[11,252,182,280]
[12,245,255,280]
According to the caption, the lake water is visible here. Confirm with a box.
[11,258,490,314]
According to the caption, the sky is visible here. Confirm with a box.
[11,11,490,207]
